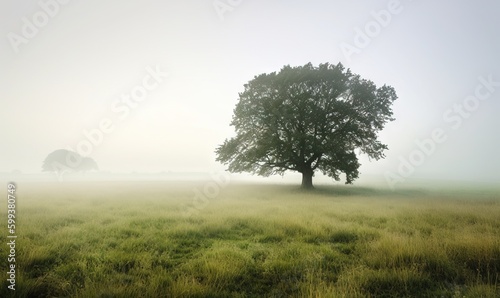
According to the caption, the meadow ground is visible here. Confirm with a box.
[0,181,499,297]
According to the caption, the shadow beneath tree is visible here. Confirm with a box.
[295,185,429,198]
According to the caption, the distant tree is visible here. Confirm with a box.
[215,62,397,188]
[42,149,98,174]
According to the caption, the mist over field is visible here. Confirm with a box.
[1,0,500,297]
[0,181,499,297]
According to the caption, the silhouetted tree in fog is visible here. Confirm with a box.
[216,62,397,189]
[42,149,98,174]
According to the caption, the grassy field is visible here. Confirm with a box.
[1,181,499,297]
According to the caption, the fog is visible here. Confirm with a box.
[2,0,500,188]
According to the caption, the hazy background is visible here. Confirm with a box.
[1,0,499,186]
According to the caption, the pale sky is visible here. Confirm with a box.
[1,0,499,185]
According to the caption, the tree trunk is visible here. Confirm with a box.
[301,169,314,189]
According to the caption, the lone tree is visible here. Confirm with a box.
[42,149,98,174]
[215,62,397,188]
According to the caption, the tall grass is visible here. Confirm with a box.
[0,181,498,297]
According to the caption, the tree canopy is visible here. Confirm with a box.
[215,62,397,188]
[42,149,98,174]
